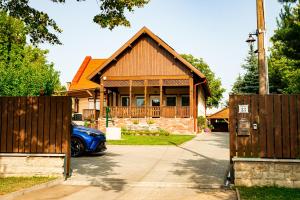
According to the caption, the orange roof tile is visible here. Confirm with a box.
[207,108,229,119]
[69,57,107,91]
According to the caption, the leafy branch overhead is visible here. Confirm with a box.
[0,0,150,45]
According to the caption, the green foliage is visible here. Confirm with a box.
[232,44,259,94]
[268,0,300,94]
[0,0,149,45]
[146,119,155,125]
[121,127,170,136]
[0,12,63,96]
[238,186,300,200]
[197,116,207,130]
[181,54,225,108]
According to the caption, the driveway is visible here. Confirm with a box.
[15,132,236,200]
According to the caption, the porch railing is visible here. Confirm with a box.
[106,106,190,118]
[82,109,100,120]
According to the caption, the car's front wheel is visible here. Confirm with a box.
[71,137,84,157]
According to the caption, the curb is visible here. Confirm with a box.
[235,187,241,200]
[0,177,65,200]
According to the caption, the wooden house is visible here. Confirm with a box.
[68,27,210,133]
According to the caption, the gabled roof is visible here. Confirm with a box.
[69,56,107,91]
[207,107,229,119]
[88,26,207,82]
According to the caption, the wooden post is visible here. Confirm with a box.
[144,80,148,118]
[100,80,104,118]
[189,77,194,118]
[129,80,132,118]
[93,90,97,121]
[160,79,163,117]
[257,0,268,94]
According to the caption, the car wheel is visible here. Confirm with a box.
[71,137,84,157]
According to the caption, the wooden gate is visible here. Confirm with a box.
[229,94,300,160]
[0,96,72,175]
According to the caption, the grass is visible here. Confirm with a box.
[0,176,57,195]
[238,187,300,200]
[107,134,195,145]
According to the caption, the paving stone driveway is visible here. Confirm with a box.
[15,132,236,200]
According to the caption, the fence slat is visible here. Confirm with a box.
[25,97,32,153]
[251,95,259,157]
[37,97,45,153]
[229,95,237,160]
[13,98,20,153]
[43,97,51,153]
[274,95,283,158]
[282,95,290,158]
[289,95,297,158]
[49,97,57,153]
[56,98,63,153]
[259,95,267,158]
[297,95,300,158]
[1,98,7,152]
[7,98,14,152]
[19,98,26,153]
[266,95,274,158]
[244,96,252,157]
[30,97,39,153]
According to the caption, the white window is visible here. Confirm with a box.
[136,96,145,107]
[88,98,100,110]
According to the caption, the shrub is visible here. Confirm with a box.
[84,120,90,127]
[132,119,139,125]
[147,119,155,125]
[197,116,207,130]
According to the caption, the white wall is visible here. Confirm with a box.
[197,85,206,117]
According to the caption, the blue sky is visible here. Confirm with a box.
[31,0,282,103]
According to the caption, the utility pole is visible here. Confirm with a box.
[256,0,269,95]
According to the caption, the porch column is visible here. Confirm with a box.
[144,80,148,117]
[189,77,194,118]
[93,90,97,121]
[74,97,79,113]
[129,80,132,118]
[160,79,163,117]
[100,79,104,118]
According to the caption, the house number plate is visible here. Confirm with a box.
[239,105,249,114]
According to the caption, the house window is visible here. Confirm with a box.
[88,98,100,110]
[181,95,190,106]
[136,96,145,107]
[121,96,130,107]
[166,96,176,106]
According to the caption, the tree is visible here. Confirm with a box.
[231,44,259,94]
[0,0,150,45]
[0,12,64,96]
[267,0,300,94]
[181,54,225,108]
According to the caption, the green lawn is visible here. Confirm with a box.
[238,187,300,200]
[107,135,195,145]
[0,176,57,195]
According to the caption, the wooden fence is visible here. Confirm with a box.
[229,94,300,160]
[0,96,72,174]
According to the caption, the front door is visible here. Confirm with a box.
[150,96,160,117]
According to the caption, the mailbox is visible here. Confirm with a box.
[238,118,250,136]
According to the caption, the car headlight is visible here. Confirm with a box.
[81,131,101,137]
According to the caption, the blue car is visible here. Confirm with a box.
[71,122,106,157]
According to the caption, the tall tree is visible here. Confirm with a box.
[0,12,64,96]
[267,0,300,94]
[181,54,225,108]
[0,0,150,45]
[231,44,259,94]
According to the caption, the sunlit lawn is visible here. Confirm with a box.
[107,135,195,145]
[238,187,300,200]
[0,176,57,195]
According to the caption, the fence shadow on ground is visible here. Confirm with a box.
[71,152,127,192]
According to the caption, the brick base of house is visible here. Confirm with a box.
[97,118,195,134]
[233,158,300,188]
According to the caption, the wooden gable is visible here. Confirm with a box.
[102,35,191,77]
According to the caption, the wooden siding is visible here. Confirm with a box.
[103,35,191,77]
[229,94,300,160]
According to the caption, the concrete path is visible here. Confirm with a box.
[14,132,236,200]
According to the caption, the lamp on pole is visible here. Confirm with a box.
[246,0,269,95]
